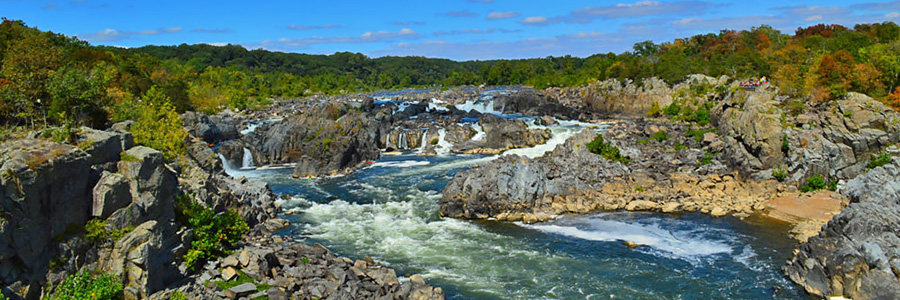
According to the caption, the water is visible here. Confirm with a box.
[227,121,809,300]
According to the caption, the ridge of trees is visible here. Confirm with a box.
[2,17,900,130]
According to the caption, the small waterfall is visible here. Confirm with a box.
[436,128,453,156]
[241,148,255,169]
[470,123,486,141]
[399,131,408,150]
[217,153,239,177]
[416,129,428,154]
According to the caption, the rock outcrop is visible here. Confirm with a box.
[0,140,91,290]
[784,158,900,299]
[182,111,241,143]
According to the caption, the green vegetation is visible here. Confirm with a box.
[175,195,248,271]
[867,152,892,169]
[53,270,123,300]
[772,165,789,182]
[799,175,837,192]
[169,292,187,300]
[634,186,645,192]
[124,86,187,160]
[85,219,135,243]
[212,269,271,291]
[585,134,630,164]
[673,142,688,152]
[699,151,717,165]
[686,128,712,143]
[649,130,668,142]
[2,19,900,135]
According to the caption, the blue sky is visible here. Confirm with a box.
[3,0,900,60]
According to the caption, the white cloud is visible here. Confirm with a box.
[78,27,183,42]
[433,28,520,36]
[887,12,900,18]
[244,28,421,51]
[487,11,521,20]
[288,24,342,30]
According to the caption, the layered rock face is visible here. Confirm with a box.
[0,140,91,289]
[182,111,241,143]
[784,158,900,299]
[243,101,382,177]
[713,91,900,181]
[440,121,778,221]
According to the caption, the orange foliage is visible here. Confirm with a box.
[887,87,900,111]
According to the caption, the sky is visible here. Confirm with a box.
[3,0,900,61]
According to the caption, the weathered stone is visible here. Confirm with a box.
[224,282,257,299]
[92,171,131,218]
[222,267,238,281]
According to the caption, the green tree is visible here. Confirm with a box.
[130,86,186,160]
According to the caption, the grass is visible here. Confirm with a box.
[699,151,718,165]
[212,270,271,291]
[686,128,712,143]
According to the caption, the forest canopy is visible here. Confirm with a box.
[2,17,900,129]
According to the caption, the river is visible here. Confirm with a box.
[221,118,809,299]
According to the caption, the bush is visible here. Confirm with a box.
[647,102,662,117]
[686,128,711,143]
[649,130,668,142]
[772,165,789,182]
[53,270,123,300]
[177,195,249,271]
[585,134,630,164]
[129,86,187,160]
[664,102,681,117]
[867,152,892,169]
[800,175,828,192]
[84,219,134,243]
[699,151,717,165]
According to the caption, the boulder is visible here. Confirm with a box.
[91,171,131,218]
[224,282,257,299]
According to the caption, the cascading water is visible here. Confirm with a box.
[399,130,408,150]
[241,148,255,169]
[222,112,808,299]
[416,129,428,154]
[435,128,452,156]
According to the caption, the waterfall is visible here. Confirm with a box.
[436,128,453,156]
[241,148,255,169]
[399,131,408,150]
[217,153,238,177]
[416,129,428,154]
[470,123,486,141]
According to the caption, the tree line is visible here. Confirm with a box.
[2,17,899,129]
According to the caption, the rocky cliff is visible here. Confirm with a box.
[784,157,900,299]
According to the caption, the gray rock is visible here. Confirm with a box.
[0,139,90,285]
[224,282,257,299]
[784,158,900,299]
[91,171,131,218]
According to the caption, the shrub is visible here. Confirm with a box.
[686,128,711,143]
[53,270,123,300]
[664,102,681,117]
[867,152,892,169]
[673,142,688,152]
[177,195,249,271]
[649,130,668,142]
[129,86,187,160]
[772,165,789,182]
[800,175,827,192]
[694,106,711,126]
[585,134,630,164]
[85,219,134,243]
[699,151,717,165]
[169,292,187,300]
[647,102,662,117]
[782,134,790,155]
